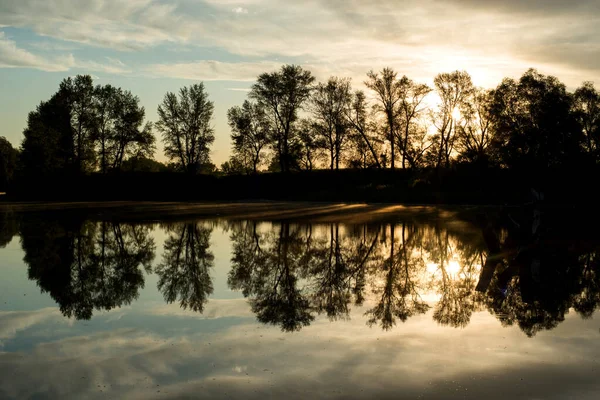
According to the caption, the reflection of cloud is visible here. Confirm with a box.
[1,306,600,399]
[148,298,253,319]
[0,308,60,345]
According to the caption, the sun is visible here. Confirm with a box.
[446,260,461,276]
[451,106,461,121]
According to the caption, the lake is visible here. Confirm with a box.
[1,203,599,399]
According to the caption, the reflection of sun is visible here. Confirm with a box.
[447,260,461,276]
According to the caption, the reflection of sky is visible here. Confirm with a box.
[1,225,600,399]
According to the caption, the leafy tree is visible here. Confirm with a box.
[250,65,315,173]
[489,69,582,170]
[573,81,600,160]
[295,118,324,171]
[311,77,352,170]
[345,90,382,168]
[120,156,169,173]
[227,100,271,173]
[0,137,18,190]
[20,91,75,177]
[157,83,215,173]
[396,77,432,168]
[431,71,474,168]
[94,85,154,172]
[59,75,97,173]
[365,68,404,169]
[456,88,495,165]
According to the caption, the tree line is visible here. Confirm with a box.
[1,65,599,189]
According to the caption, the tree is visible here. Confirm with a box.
[489,69,582,170]
[227,100,271,173]
[20,91,75,177]
[345,90,382,168]
[59,75,96,173]
[431,71,474,168]
[573,81,600,161]
[396,77,432,168]
[365,68,404,169]
[250,65,315,173]
[296,118,324,171]
[157,83,215,173]
[0,137,18,190]
[456,88,495,165]
[94,86,154,172]
[311,77,352,170]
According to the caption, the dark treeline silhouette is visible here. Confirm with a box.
[6,207,598,336]
[1,65,599,203]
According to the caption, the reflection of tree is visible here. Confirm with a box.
[476,213,600,337]
[229,222,313,331]
[224,213,600,336]
[21,218,155,319]
[0,211,18,248]
[306,224,380,320]
[426,227,484,328]
[366,223,429,330]
[155,223,214,312]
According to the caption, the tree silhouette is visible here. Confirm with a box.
[456,88,495,165]
[310,77,352,170]
[573,81,600,161]
[227,100,271,174]
[60,75,97,173]
[396,77,432,169]
[155,223,214,312]
[20,90,75,177]
[157,83,215,174]
[431,71,474,168]
[0,137,18,190]
[345,90,383,168]
[365,68,404,170]
[250,65,315,173]
[93,85,154,173]
[489,69,583,170]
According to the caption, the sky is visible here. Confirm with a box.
[1,0,599,165]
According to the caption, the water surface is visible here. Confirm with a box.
[1,205,599,399]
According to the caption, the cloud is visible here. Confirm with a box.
[0,0,191,51]
[0,0,599,87]
[145,60,283,81]
[75,57,131,74]
[0,31,73,71]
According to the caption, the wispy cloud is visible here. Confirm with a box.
[0,31,73,71]
[145,60,282,81]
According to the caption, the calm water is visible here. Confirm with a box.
[1,206,600,399]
